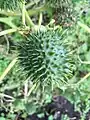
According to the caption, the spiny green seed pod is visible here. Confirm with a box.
[17,30,76,86]
[53,7,74,26]
[46,0,72,8]
[0,0,22,10]
[45,0,74,26]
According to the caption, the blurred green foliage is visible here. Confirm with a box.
[0,0,90,119]
[0,54,10,76]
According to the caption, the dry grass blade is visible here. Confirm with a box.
[0,58,17,81]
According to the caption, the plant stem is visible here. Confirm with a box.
[0,9,21,16]
[25,0,40,9]
[78,21,90,33]
[0,5,50,17]
[0,28,17,36]
[0,93,15,99]
[78,55,90,64]
[0,58,17,81]
[25,9,35,27]
[38,12,42,27]
[27,83,37,96]
[0,17,17,28]
[4,35,10,54]
[22,0,26,25]
[24,80,28,103]
[27,5,48,16]
[76,72,90,85]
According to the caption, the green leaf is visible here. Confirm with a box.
[13,99,25,110]
[0,117,6,120]
[48,115,53,120]
[85,51,90,61]
[25,102,38,114]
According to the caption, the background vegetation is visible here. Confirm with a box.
[0,0,90,119]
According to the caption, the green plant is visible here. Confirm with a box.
[0,0,90,119]
[46,0,71,8]
[0,54,10,76]
[0,0,22,10]
[17,30,76,90]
